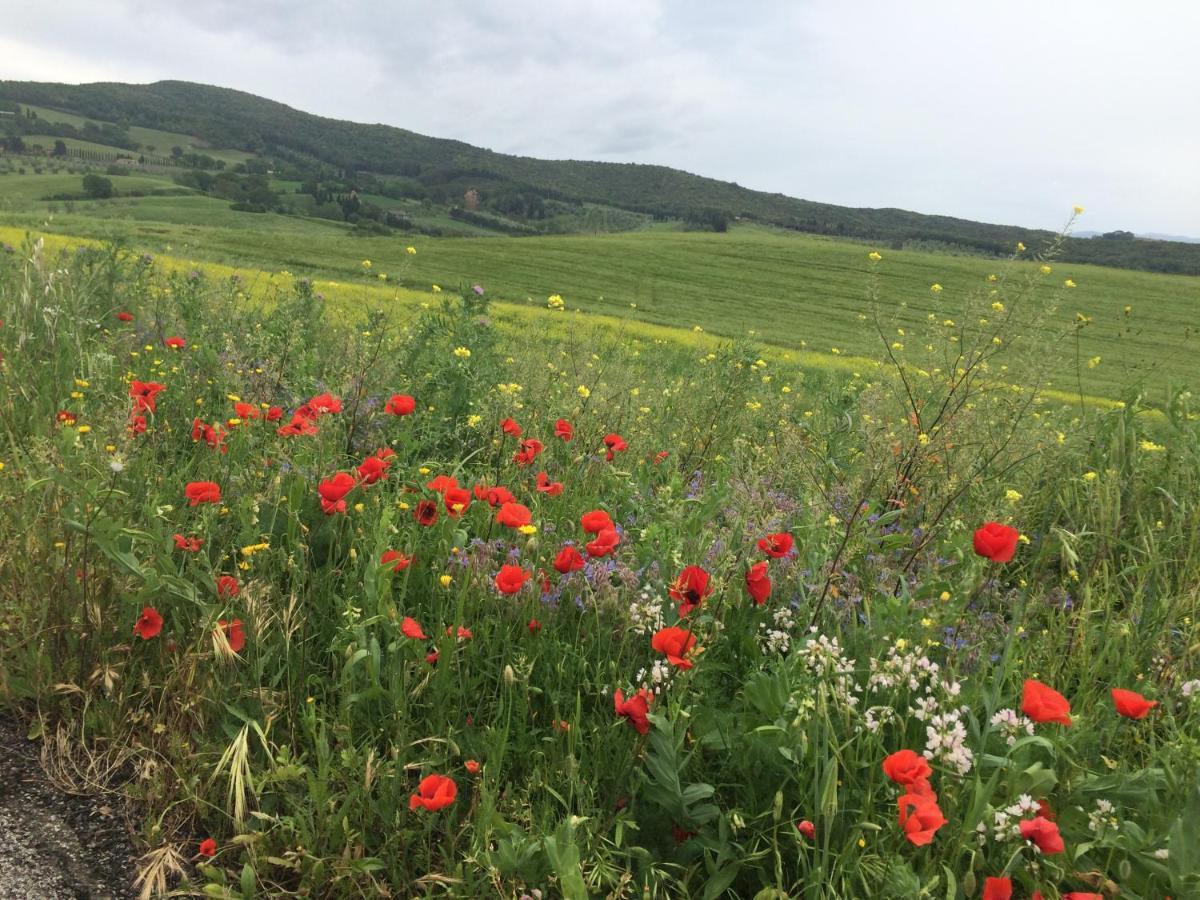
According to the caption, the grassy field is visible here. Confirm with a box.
[0,184,1194,399]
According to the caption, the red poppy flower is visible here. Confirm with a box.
[535,471,563,496]
[357,452,392,485]
[164,336,186,349]
[426,474,458,493]
[173,534,203,552]
[185,481,221,506]
[496,502,532,529]
[385,393,416,416]
[265,406,283,422]
[127,414,147,435]
[1036,799,1056,821]
[443,487,472,516]
[500,417,522,437]
[745,561,772,605]
[233,402,259,421]
[553,545,586,573]
[585,527,620,558]
[757,532,795,558]
[613,687,653,735]
[796,820,816,840]
[216,575,240,598]
[401,617,427,639]
[116,311,134,322]
[134,606,163,640]
[514,438,544,466]
[527,618,541,634]
[218,619,246,653]
[414,500,439,526]
[448,625,473,640]
[191,418,228,452]
[495,564,531,595]
[1022,679,1072,726]
[1111,687,1157,720]
[317,472,356,515]
[1061,894,1104,900]
[982,877,1012,900]
[973,521,1019,563]
[652,626,698,669]
[1019,816,1064,854]
[554,418,573,441]
[654,450,669,464]
[409,774,457,811]
[580,509,614,534]
[426,650,439,665]
[198,838,216,858]
[306,393,342,416]
[277,413,318,436]
[670,566,712,616]
[474,483,517,507]
[603,433,627,461]
[129,380,165,413]
[381,550,413,573]
[897,793,947,846]
[464,759,481,775]
[882,749,932,787]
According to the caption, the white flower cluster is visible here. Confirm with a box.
[626,587,665,636]
[800,631,860,707]
[989,708,1035,746]
[635,658,675,696]
[758,605,796,655]
[977,794,1041,845]
[1181,679,1200,699]
[863,706,896,734]
[924,708,974,776]
[868,646,941,692]
[1087,799,1119,834]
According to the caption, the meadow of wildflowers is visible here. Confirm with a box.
[0,232,1197,899]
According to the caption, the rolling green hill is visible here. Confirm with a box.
[2,79,1200,274]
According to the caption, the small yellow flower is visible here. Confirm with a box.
[77,425,91,434]
[1082,471,1098,482]
[518,524,538,535]
[745,400,762,410]
[547,294,565,310]
[439,574,453,588]
[1139,439,1166,452]
[74,378,89,389]
[991,301,1004,312]
[467,414,482,428]
[1064,278,1076,289]
[453,346,471,358]
[939,591,951,602]
[1016,242,1026,252]
[361,259,372,270]
[70,391,84,400]
[1087,356,1101,369]
[1073,204,1084,215]
[406,246,417,255]
[418,466,431,475]
[918,433,930,446]
[929,283,943,294]
[354,502,365,513]
[577,385,591,399]
[1039,264,1052,275]
[1006,489,1022,503]
[868,251,882,261]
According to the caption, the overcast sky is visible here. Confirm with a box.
[2,0,1195,235]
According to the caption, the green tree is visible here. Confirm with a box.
[53,139,67,157]
[81,173,114,198]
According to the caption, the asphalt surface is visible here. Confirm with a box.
[0,716,136,899]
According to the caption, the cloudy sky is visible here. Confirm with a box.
[3,1,1195,235]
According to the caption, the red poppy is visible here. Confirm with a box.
[265,406,283,422]
[495,564,531,595]
[654,450,669,464]
[1111,687,1157,720]
[982,877,1012,900]
[426,651,439,665]
[134,606,163,640]
[173,534,203,552]
[306,393,342,416]
[1019,816,1064,854]
[757,532,795,558]
[603,433,627,461]
[500,417,522,437]
[496,502,532,529]
[129,380,165,413]
[581,509,614,534]
[527,618,541,634]
[443,487,472,516]
[897,793,947,846]
[127,414,147,435]
[613,687,653,735]
[554,418,573,441]
[185,481,221,506]
[401,617,427,639]
[409,774,457,811]
[796,820,816,840]
[426,474,458,493]
[277,413,318,437]
[216,575,240,598]
[447,625,473,640]
[116,311,134,322]
[385,393,416,416]
[357,451,392,485]
[191,418,228,452]
[414,500,439,526]
[535,471,563,496]
[198,838,216,858]
[745,561,772,605]
[1036,799,1056,821]
[882,749,932,787]
[233,402,259,421]
[381,550,413,573]
[464,759,481,775]
[553,546,586,573]
[474,483,517,507]
[514,438,544,466]
[164,336,186,349]
[1061,894,1104,900]
[1022,679,1072,726]
[670,566,712,616]
[585,527,620,558]
[973,521,1019,563]
[218,619,246,653]
[317,472,356,515]
[652,626,698,669]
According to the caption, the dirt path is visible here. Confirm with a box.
[0,716,136,899]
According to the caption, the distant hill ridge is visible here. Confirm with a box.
[1,79,1197,275]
